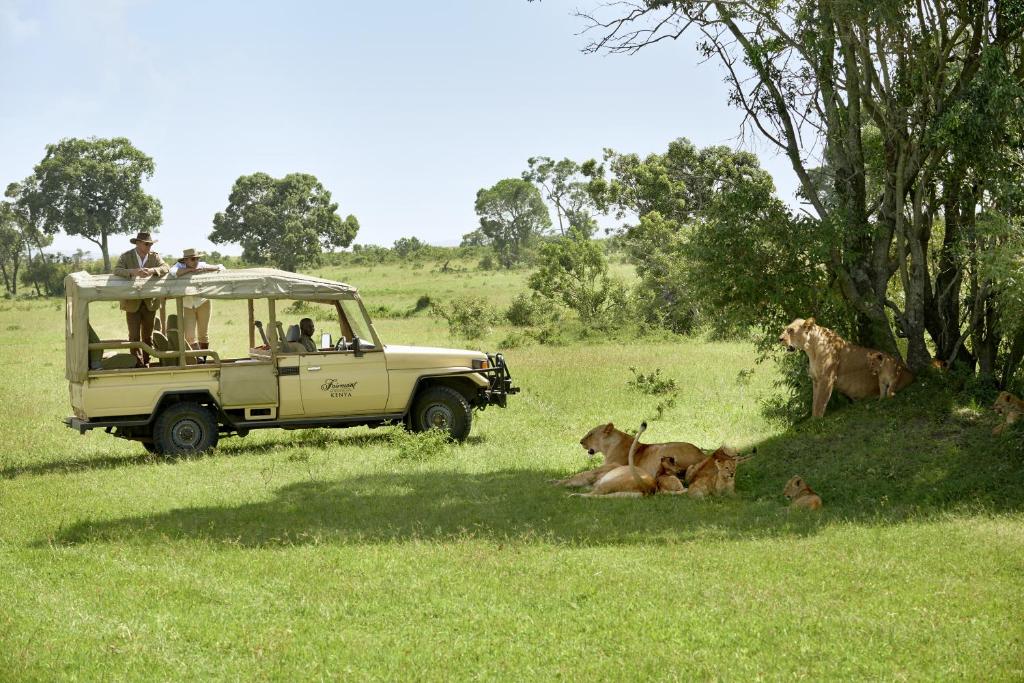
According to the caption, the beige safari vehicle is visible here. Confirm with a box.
[64,268,517,454]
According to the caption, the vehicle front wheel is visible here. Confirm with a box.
[410,386,472,442]
[152,401,219,456]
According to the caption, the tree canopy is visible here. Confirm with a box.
[13,137,162,270]
[210,172,359,272]
[574,0,1024,380]
[469,178,551,268]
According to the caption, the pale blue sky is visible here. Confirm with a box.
[0,0,799,258]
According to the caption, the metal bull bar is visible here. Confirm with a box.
[478,352,519,408]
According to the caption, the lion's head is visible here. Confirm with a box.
[659,455,686,477]
[993,392,1017,416]
[778,317,816,353]
[580,422,617,455]
[783,475,807,500]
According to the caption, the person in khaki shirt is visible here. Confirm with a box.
[112,231,170,367]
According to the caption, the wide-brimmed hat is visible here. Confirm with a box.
[177,247,206,262]
[129,231,156,245]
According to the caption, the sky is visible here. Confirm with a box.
[0,0,800,259]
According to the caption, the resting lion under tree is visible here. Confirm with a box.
[779,318,915,417]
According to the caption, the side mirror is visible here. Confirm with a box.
[320,332,332,349]
[352,335,363,357]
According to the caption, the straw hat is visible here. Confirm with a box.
[129,231,156,244]
[177,247,206,263]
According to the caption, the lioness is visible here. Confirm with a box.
[992,391,1024,435]
[783,475,822,511]
[779,317,914,417]
[574,423,687,497]
[866,351,914,399]
[554,422,705,487]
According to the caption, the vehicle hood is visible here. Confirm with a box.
[384,345,487,370]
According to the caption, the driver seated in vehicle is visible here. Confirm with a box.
[298,317,318,353]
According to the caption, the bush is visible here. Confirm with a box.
[498,331,532,349]
[505,292,557,326]
[626,367,678,395]
[389,426,455,461]
[431,297,498,340]
[528,232,629,327]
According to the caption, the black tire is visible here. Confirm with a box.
[152,401,219,456]
[410,386,472,442]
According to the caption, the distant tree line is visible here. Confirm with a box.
[0,137,360,295]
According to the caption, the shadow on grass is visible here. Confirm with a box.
[42,375,1024,548]
[50,467,831,547]
[0,452,153,479]
[5,427,476,479]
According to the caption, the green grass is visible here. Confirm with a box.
[1,260,1022,680]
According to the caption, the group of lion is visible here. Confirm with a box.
[554,317,1021,508]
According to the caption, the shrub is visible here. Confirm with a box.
[626,367,678,395]
[498,331,531,349]
[431,297,498,340]
[389,427,455,461]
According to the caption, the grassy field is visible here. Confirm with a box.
[1,259,1022,680]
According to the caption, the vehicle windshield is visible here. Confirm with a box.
[340,299,375,345]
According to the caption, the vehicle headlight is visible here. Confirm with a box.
[472,358,490,370]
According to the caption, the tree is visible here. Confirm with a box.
[17,137,162,270]
[523,157,596,236]
[575,1,1024,374]
[528,229,627,325]
[0,204,26,295]
[210,173,359,271]
[471,178,551,268]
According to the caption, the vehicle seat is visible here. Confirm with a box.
[165,313,195,364]
[282,324,306,353]
[151,330,170,365]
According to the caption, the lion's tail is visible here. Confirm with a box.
[628,421,648,489]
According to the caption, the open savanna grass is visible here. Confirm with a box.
[1,263,1022,681]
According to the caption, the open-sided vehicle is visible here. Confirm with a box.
[63,268,517,454]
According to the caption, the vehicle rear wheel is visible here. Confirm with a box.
[152,401,219,455]
[410,386,472,442]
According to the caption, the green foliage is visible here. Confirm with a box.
[392,236,428,259]
[210,172,359,272]
[431,296,498,340]
[470,178,551,268]
[18,252,75,297]
[504,292,553,326]
[625,366,678,396]
[522,156,595,236]
[15,137,162,270]
[0,204,26,294]
[527,231,628,326]
[387,426,455,461]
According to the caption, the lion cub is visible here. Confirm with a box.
[867,351,914,399]
[783,475,822,510]
[684,446,747,498]
[992,391,1024,435]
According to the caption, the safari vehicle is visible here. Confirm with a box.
[63,268,517,454]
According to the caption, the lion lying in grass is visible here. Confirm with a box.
[992,391,1024,435]
[554,422,705,488]
[783,475,822,510]
[779,317,914,416]
[572,422,688,497]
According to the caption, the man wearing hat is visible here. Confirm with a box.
[170,248,226,359]
[112,231,170,367]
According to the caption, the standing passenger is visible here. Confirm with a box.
[113,231,169,367]
[169,248,226,357]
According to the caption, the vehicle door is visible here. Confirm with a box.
[298,348,389,416]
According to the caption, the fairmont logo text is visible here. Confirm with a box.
[321,379,358,397]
